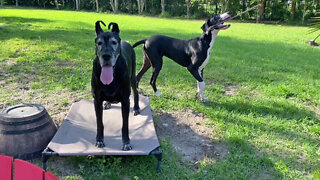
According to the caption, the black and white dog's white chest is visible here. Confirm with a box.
[198,31,218,73]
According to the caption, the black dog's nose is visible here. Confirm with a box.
[102,54,111,60]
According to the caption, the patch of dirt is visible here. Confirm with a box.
[5,59,17,66]
[54,61,75,68]
[155,109,229,163]
[0,82,88,127]
[223,84,238,96]
[31,90,88,126]
[305,104,320,118]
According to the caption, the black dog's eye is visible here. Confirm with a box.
[111,41,117,45]
[98,42,103,45]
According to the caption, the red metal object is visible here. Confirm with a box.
[45,171,59,180]
[0,155,59,180]
[0,155,13,180]
[14,159,45,180]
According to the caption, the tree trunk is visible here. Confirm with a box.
[256,6,259,23]
[241,0,246,19]
[291,1,296,20]
[95,0,99,12]
[161,0,165,14]
[1,0,3,6]
[110,0,118,14]
[16,0,18,6]
[110,0,115,12]
[62,0,65,7]
[223,0,229,12]
[186,0,190,18]
[302,0,306,24]
[215,1,218,14]
[75,0,79,10]
[130,0,133,14]
[259,0,266,21]
[142,0,145,14]
[55,0,59,9]
[137,0,140,14]
[115,0,118,13]
[242,0,246,12]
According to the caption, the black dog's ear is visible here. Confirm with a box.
[108,22,120,35]
[201,19,210,32]
[95,20,106,36]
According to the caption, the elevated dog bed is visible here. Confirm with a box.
[42,95,162,172]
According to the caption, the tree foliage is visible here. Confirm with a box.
[1,0,320,24]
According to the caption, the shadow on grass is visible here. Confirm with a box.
[205,102,319,173]
[0,16,53,24]
[154,112,283,179]
[209,98,319,124]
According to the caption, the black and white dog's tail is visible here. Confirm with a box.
[132,39,147,48]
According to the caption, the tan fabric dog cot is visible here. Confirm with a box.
[42,95,162,172]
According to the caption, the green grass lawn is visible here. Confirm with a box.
[1,8,320,180]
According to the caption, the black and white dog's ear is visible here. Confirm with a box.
[201,19,210,32]
[95,20,106,36]
[205,26,215,35]
[108,22,120,35]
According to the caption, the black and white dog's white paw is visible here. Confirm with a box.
[155,91,163,97]
[196,93,209,102]
[202,97,209,102]
[121,143,132,151]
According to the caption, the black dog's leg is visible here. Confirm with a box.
[150,60,163,97]
[131,77,141,116]
[136,49,152,89]
[94,98,105,148]
[131,54,141,116]
[121,98,132,151]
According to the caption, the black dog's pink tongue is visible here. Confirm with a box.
[100,65,113,85]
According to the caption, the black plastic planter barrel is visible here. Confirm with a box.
[0,104,57,159]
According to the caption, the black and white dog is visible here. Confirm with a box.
[132,13,231,101]
[91,21,140,150]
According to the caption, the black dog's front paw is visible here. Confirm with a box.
[134,109,141,116]
[121,143,132,151]
[95,140,105,148]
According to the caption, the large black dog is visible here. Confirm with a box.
[91,21,140,150]
[133,13,231,101]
